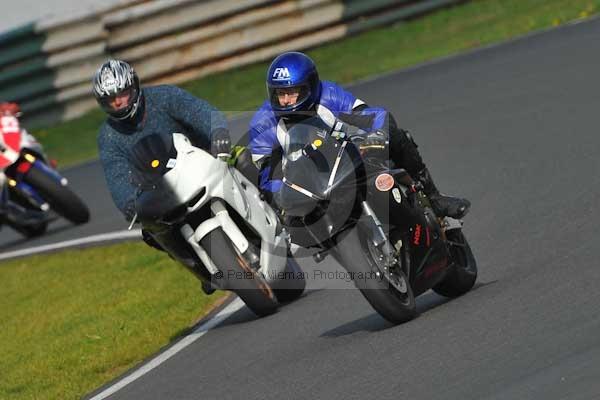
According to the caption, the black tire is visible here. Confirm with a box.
[273,254,306,303]
[433,229,477,298]
[201,228,278,317]
[332,226,417,324]
[7,220,48,238]
[24,167,90,224]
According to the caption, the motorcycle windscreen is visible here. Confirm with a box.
[129,133,183,224]
[129,133,178,188]
[279,117,365,244]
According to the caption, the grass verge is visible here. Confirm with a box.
[34,0,600,167]
[0,242,227,400]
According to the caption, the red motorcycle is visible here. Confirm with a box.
[0,103,89,237]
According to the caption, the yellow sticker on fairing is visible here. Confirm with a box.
[151,160,160,168]
[313,139,323,147]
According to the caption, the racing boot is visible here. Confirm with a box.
[416,168,470,219]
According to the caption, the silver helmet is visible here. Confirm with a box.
[93,59,141,121]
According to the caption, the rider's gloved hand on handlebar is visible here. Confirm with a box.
[210,128,232,158]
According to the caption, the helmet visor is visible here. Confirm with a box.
[269,84,311,112]
[100,87,138,119]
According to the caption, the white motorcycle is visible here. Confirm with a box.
[129,133,305,317]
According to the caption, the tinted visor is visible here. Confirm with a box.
[100,87,138,119]
[269,84,311,112]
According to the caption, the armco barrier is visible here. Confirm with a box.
[0,0,465,128]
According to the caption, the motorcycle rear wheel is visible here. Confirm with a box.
[201,228,278,317]
[432,229,477,297]
[24,167,90,224]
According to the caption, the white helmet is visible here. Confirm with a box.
[92,59,141,121]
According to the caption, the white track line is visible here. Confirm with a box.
[87,297,245,400]
[0,229,142,261]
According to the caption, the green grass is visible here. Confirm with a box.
[0,242,227,400]
[33,0,600,168]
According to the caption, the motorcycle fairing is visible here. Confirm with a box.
[0,132,21,169]
[133,133,289,288]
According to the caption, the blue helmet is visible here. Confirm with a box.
[266,52,321,115]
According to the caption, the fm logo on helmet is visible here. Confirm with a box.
[272,67,291,81]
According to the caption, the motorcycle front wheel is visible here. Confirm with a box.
[24,167,90,224]
[201,228,278,317]
[331,226,417,324]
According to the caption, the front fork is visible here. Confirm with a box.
[28,157,68,186]
[7,179,49,211]
[359,201,398,268]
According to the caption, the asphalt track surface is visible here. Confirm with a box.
[0,160,131,253]
[8,16,600,400]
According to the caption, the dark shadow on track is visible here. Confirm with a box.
[218,288,320,328]
[417,280,497,314]
[416,291,452,313]
[320,313,395,337]
[320,281,496,337]
[218,306,267,327]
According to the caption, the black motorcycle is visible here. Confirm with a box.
[275,117,477,324]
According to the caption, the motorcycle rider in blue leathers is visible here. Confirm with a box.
[249,51,470,219]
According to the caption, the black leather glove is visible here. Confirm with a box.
[210,128,232,158]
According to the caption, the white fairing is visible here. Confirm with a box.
[166,134,288,286]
